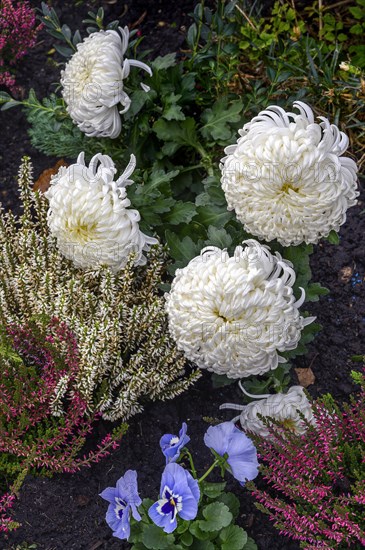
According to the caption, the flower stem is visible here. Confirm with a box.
[198,459,220,483]
[184,449,198,479]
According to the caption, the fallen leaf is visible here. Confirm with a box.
[295,367,315,388]
[338,265,354,283]
[34,159,67,194]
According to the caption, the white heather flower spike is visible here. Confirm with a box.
[45,153,157,271]
[221,101,359,246]
[165,239,315,379]
[220,384,316,438]
[61,27,152,138]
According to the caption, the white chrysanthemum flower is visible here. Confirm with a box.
[221,383,315,438]
[165,240,314,378]
[45,152,157,271]
[221,101,358,246]
[61,27,152,138]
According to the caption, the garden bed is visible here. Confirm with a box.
[0,1,364,549]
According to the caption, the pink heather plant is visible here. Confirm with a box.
[248,371,365,549]
[0,0,42,91]
[0,317,123,532]
[0,493,17,533]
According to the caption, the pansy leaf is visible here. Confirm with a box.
[189,521,212,540]
[190,541,215,550]
[180,531,194,546]
[142,524,175,549]
[200,481,227,499]
[176,520,190,534]
[219,525,248,550]
[198,502,232,532]
[243,537,258,549]
[216,492,240,520]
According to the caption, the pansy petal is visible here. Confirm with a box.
[185,471,200,503]
[178,494,198,521]
[105,504,121,533]
[227,430,256,456]
[204,422,234,455]
[160,433,175,450]
[148,502,177,533]
[228,456,259,482]
[130,502,142,522]
[99,486,116,503]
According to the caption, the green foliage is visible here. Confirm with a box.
[129,484,256,550]
[1,0,349,395]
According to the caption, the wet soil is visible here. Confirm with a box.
[0,1,364,549]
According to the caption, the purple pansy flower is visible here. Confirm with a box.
[204,421,259,484]
[160,422,190,463]
[148,462,200,533]
[99,470,142,540]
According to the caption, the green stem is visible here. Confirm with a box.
[184,449,198,479]
[179,164,205,173]
[194,144,214,177]
[198,459,220,483]
[190,0,205,66]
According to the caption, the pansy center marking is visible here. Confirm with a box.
[114,496,128,519]
[157,486,183,521]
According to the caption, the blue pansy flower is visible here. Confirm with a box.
[99,470,142,540]
[148,462,200,533]
[160,422,190,463]
[204,421,259,484]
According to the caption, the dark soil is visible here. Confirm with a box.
[0,1,364,549]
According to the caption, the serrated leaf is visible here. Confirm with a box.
[206,226,232,248]
[200,98,243,141]
[163,102,185,121]
[196,205,233,228]
[198,502,232,532]
[200,481,227,498]
[141,524,175,549]
[165,230,202,264]
[164,201,196,225]
[153,118,199,150]
[152,53,176,70]
[305,283,329,302]
[219,525,248,550]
